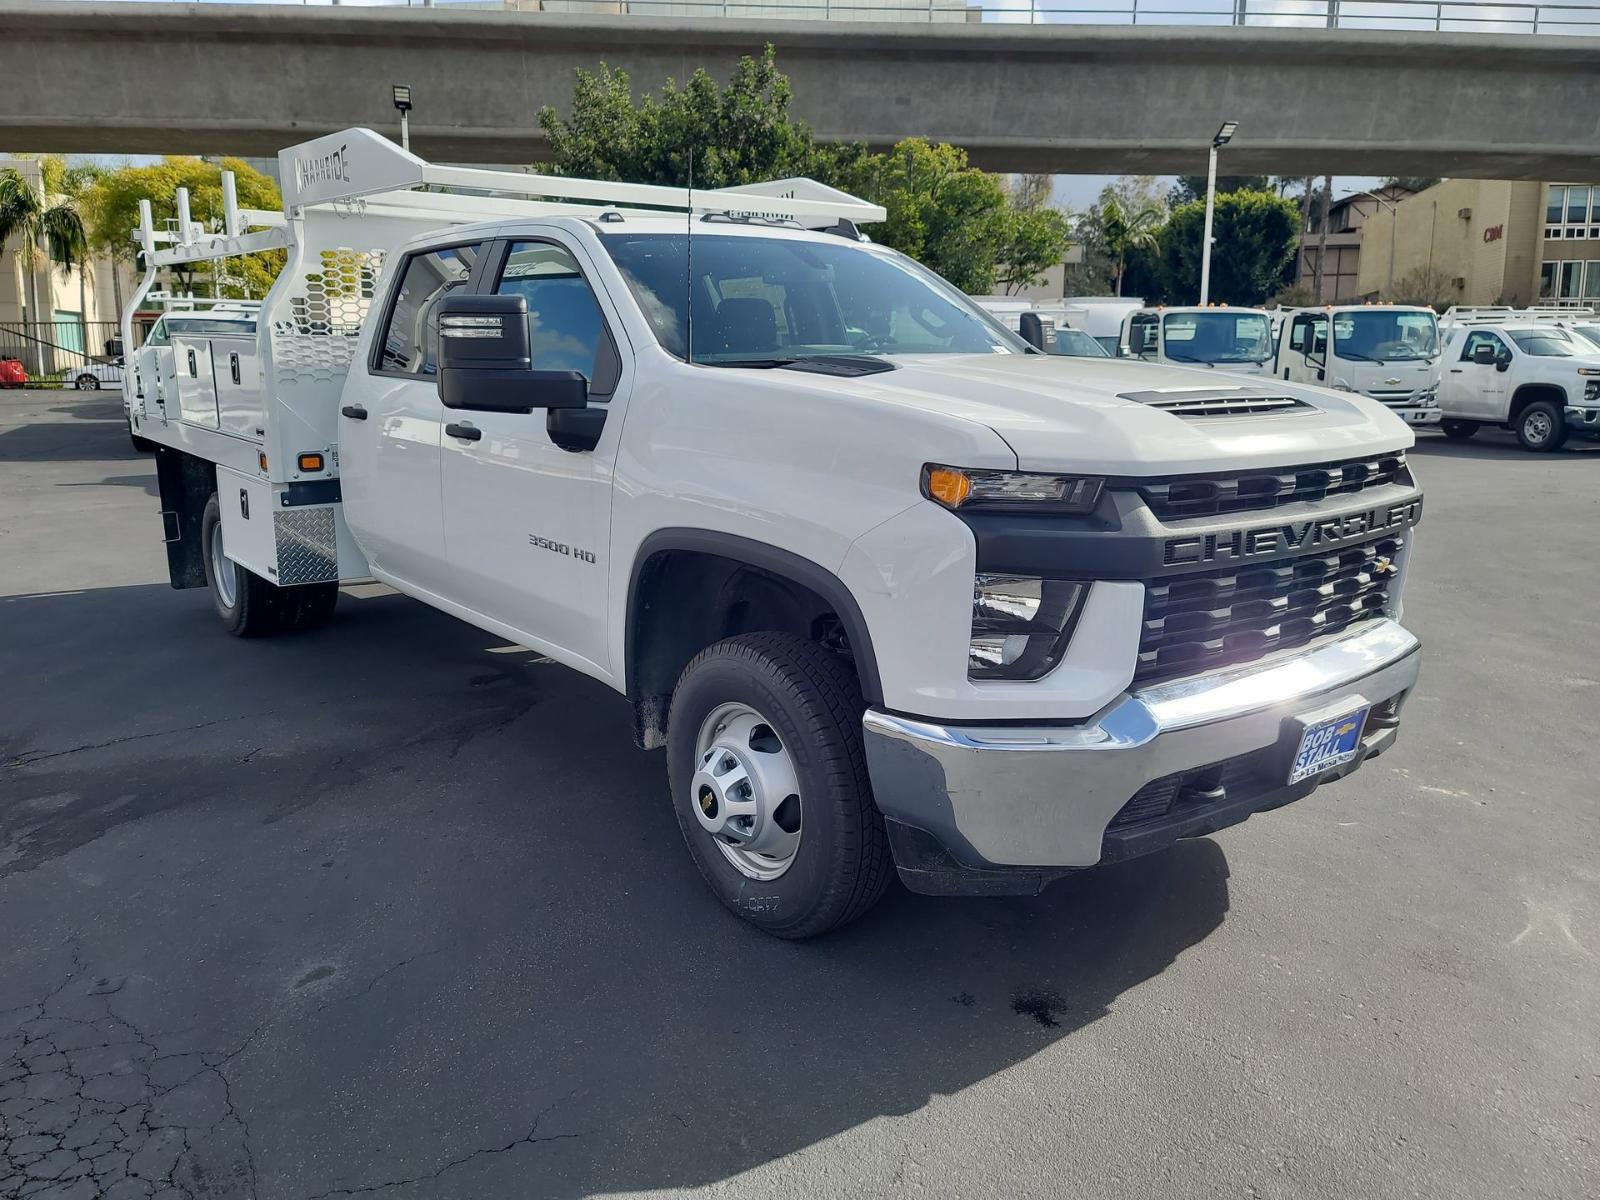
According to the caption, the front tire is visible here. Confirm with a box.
[667,633,892,939]
[1516,401,1567,453]
[1440,419,1477,441]
[75,374,100,391]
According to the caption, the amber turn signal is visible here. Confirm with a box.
[298,452,325,473]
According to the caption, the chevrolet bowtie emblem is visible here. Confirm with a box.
[1384,377,1403,385]
[1372,557,1399,576]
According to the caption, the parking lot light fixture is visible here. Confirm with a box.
[392,85,413,152]
[1199,121,1238,305]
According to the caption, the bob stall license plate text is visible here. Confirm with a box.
[1288,705,1369,785]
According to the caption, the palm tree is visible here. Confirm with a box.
[0,167,89,376]
[1100,197,1163,297]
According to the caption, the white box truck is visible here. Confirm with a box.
[1274,305,1443,427]
[1122,306,1275,376]
[124,130,1425,938]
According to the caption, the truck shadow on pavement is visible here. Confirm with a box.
[0,398,147,465]
[1,583,1231,1200]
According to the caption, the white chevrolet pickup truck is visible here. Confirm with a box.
[125,130,1424,938]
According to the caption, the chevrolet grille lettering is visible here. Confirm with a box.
[1163,498,1422,566]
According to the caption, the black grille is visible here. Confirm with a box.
[1132,453,1409,520]
[1135,534,1402,686]
[1108,750,1275,833]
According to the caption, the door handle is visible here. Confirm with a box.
[445,422,482,442]
[1449,368,1464,373]
[230,353,241,385]
[341,404,368,420]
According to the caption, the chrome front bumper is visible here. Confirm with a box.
[864,619,1420,877]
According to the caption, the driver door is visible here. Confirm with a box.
[1445,330,1510,419]
[439,235,628,674]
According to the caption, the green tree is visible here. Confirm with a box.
[538,46,841,189]
[540,47,1068,296]
[1156,189,1300,305]
[81,157,284,298]
[1100,197,1164,297]
[0,165,88,374]
[1169,174,1272,205]
[1382,176,1441,193]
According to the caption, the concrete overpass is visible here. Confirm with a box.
[2,1,1598,178]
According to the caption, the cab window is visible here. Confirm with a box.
[144,318,169,348]
[1460,330,1508,362]
[376,243,483,376]
[494,241,620,397]
[1128,312,1159,359]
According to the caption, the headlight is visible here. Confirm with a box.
[968,575,1087,680]
[923,465,1104,514]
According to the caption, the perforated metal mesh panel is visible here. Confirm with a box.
[270,248,386,389]
[273,507,338,586]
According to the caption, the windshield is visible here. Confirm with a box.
[1569,324,1600,351]
[1332,310,1439,362]
[1162,312,1272,364]
[1509,329,1580,357]
[599,232,1026,363]
[1051,328,1110,358]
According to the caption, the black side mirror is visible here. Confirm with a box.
[1472,343,1497,365]
[1128,324,1147,355]
[437,294,588,413]
[1018,312,1052,352]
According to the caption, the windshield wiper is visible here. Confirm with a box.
[1165,352,1213,366]
[1337,348,1383,363]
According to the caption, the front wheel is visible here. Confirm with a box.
[1440,419,1477,441]
[667,633,892,939]
[75,374,100,391]
[1516,401,1568,453]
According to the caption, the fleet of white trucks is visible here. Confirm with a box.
[123,129,1425,938]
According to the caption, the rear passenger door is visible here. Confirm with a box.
[439,235,627,674]
[342,240,487,594]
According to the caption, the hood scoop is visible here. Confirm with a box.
[1118,387,1309,418]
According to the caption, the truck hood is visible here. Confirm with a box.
[829,354,1414,475]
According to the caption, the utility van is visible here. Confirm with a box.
[124,130,1425,938]
[1123,306,1274,376]
[1065,296,1144,355]
[1436,318,1600,450]
[1275,305,1443,427]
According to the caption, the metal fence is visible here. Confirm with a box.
[97,0,1600,35]
[0,321,126,391]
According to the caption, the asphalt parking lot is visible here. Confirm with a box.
[2,392,1597,1200]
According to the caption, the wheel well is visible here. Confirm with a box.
[152,447,217,591]
[626,540,878,749]
[1509,384,1567,423]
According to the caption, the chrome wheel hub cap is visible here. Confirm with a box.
[1526,412,1552,441]
[692,703,802,881]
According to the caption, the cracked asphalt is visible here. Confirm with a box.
[2,392,1598,1199]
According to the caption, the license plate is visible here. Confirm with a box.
[1288,705,1369,784]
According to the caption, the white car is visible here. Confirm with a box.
[70,357,124,391]
[1438,323,1600,451]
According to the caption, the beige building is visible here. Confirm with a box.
[1358,178,1600,307]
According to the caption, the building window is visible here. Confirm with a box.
[1561,261,1583,300]
[1545,183,1600,239]
[1586,262,1600,303]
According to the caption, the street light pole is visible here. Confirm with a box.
[1199,121,1237,305]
